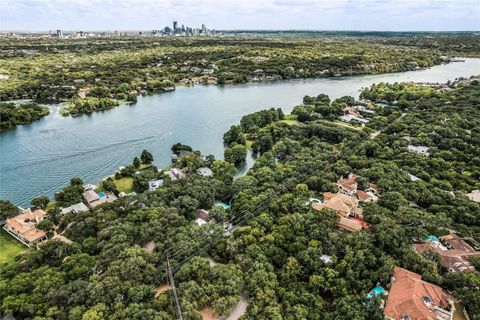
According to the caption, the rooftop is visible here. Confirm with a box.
[384,267,451,320]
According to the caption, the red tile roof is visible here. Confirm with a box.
[384,267,451,320]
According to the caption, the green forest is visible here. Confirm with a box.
[1,34,478,118]
[1,77,479,319]
[0,101,50,130]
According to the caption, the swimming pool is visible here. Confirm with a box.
[310,198,321,204]
[367,283,386,299]
[214,201,230,209]
[97,192,106,198]
[426,235,438,242]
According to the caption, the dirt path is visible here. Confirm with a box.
[226,292,248,320]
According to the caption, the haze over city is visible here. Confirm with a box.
[1,0,479,31]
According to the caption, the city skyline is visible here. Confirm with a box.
[1,0,479,32]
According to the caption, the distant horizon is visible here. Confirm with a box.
[1,0,479,32]
[2,29,479,33]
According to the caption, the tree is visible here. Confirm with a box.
[140,149,153,164]
[223,125,246,146]
[212,160,237,185]
[102,178,119,194]
[0,200,19,221]
[224,143,247,165]
[133,156,141,169]
[70,177,84,186]
[31,195,50,209]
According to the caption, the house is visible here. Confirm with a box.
[164,168,186,181]
[83,190,100,208]
[195,218,208,226]
[196,167,213,177]
[148,179,164,192]
[61,202,89,215]
[337,173,358,195]
[413,234,480,272]
[408,173,421,181]
[3,208,48,246]
[314,192,362,218]
[337,174,378,202]
[466,190,480,203]
[312,192,369,232]
[196,209,210,221]
[339,114,369,124]
[82,190,117,209]
[52,234,73,245]
[407,145,431,156]
[384,267,453,320]
[356,190,377,202]
[171,150,192,163]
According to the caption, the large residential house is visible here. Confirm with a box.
[312,192,369,232]
[384,267,453,320]
[4,208,48,246]
[82,190,117,209]
[337,173,378,202]
[61,202,89,215]
[413,234,480,272]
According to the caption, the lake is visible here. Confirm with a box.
[1,58,479,206]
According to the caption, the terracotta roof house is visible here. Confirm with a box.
[313,193,369,232]
[413,234,480,272]
[336,173,358,196]
[384,267,453,320]
[4,208,48,246]
[314,192,359,217]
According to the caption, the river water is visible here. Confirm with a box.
[1,58,479,206]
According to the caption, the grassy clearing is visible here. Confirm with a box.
[279,119,300,126]
[114,177,135,193]
[0,229,28,264]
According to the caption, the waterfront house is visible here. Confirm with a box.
[413,234,479,272]
[61,202,89,214]
[83,190,100,208]
[4,208,48,246]
[83,190,117,209]
[384,267,453,320]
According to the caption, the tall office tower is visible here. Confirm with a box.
[173,21,178,31]
[181,24,185,32]
[201,24,206,34]
[56,29,63,38]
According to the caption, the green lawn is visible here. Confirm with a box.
[114,177,135,193]
[96,177,135,194]
[279,119,300,126]
[0,229,28,263]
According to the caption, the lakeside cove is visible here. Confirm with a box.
[1,58,480,206]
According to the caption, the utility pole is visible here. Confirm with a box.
[166,256,183,320]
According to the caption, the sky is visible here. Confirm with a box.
[0,0,479,32]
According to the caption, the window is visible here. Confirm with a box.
[423,296,432,305]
